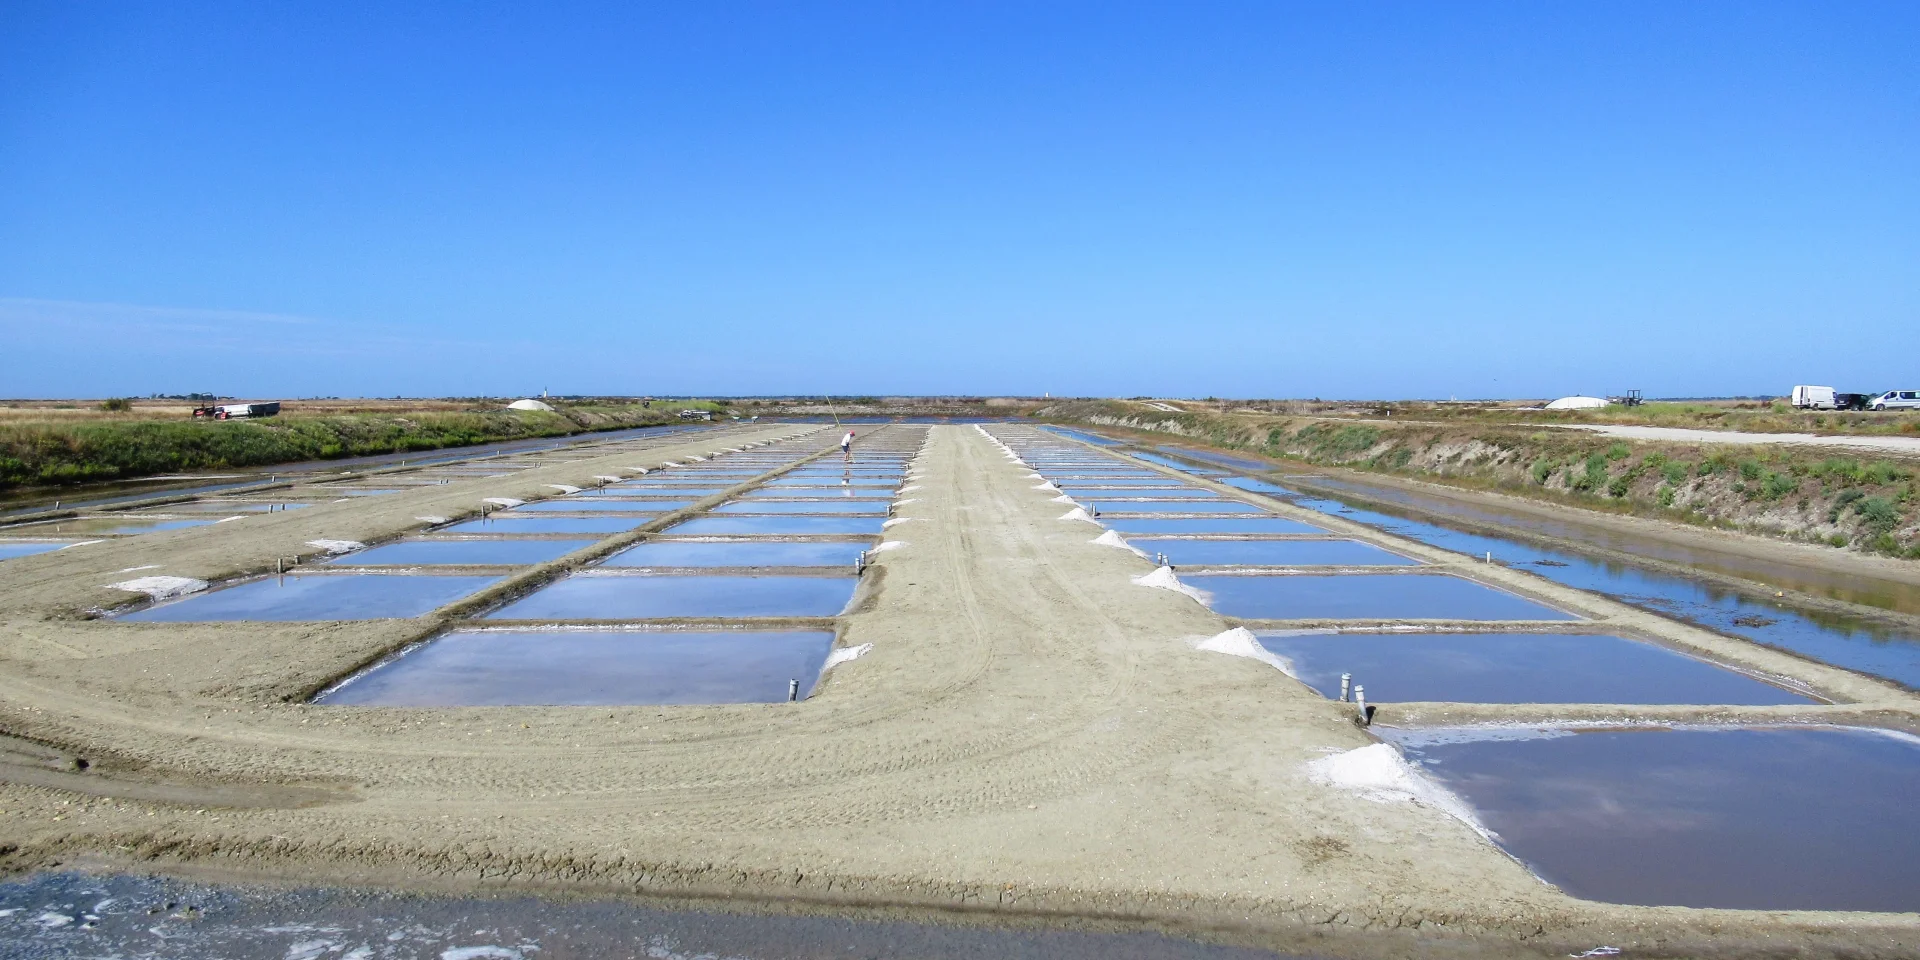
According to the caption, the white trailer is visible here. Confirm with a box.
[1791,385,1836,410]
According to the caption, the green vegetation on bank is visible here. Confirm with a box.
[1039,400,1920,559]
[0,404,692,490]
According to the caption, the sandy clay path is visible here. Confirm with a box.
[1,425,1917,958]
[1564,423,1920,455]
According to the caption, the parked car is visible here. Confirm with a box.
[1834,392,1873,411]
[1791,385,1836,410]
[1870,390,1920,412]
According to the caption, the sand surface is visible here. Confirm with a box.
[1,425,1917,958]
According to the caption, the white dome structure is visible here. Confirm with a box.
[507,398,556,412]
[1544,396,1608,410]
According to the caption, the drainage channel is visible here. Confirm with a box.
[1005,424,1920,912]
[306,425,929,707]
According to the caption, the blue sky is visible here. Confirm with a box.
[2,2,1914,400]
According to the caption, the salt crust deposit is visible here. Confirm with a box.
[822,642,874,671]
[881,518,915,529]
[415,516,450,525]
[546,484,583,494]
[1303,743,1490,837]
[1131,565,1209,602]
[1058,508,1099,524]
[899,484,922,493]
[306,540,365,555]
[483,498,524,508]
[1051,494,1078,504]
[1089,529,1147,557]
[215,516,244,523]
[106,575,207,600]
[871,540,907,553]
[1032,481,1059,491]
[1187,627,1293,676]
[627,467,651,474]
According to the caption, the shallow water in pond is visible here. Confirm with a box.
[486,575,857,619]
[1260,632,1809,704]
[0,871,1296,960]
[326,539,595,566]
[0,541,72,561]
[668,516,890,536]
[512,499,685,513]
[714,500,888,515]
[585,486,727,497]
[119,574,503,622]
[1107,517,1324,535]
[1131,538,1416,567]
[1050,477,1193,487]
[319,629,836,705]
[764,477,898,488]
[443,515,649,534]
[604,540,870,568]
[1059,486,1222,499]
[11,516,220,537]
[1186,574,1576,621]
[1387,725,1920,911]
[1100,501,1267,515]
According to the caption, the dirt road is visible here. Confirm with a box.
[1565,423,1920,455]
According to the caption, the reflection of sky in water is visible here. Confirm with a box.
[1389,726,1920,911]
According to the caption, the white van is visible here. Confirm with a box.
[1791,385,1836,410]
[1870,390,1920,411]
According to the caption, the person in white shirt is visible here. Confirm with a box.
[840,429,855,462]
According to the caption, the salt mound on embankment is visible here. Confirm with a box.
[1304,743,1490,837]
[415,516,449,525]
[1130,565,1208,602]
[882,517,916,529]
[306,539,365,555]
[871,540,907,553]
[1089,529,1146,557]
[1058,508,1099,524]
[1032,481,1059,491]
[822,642,873,671]
[483,497,524,508]
[107,576,207,600]
[546,484,582,494]
[1187,627,1293,676]
[1051,494,1078,504]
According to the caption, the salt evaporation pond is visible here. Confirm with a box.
[604,540,870,568]
[486,574,857,619]
[1260,631,1809,704]
[1388,725,1920,911]
[669,516,890,536]
[319,629,836,705]
[1108,517,1324,535]
[119,574,503,622]
[327,538,595,566]
[1132,538,1416,567]
[443,516,649,534]
[1187,574,1575,621]
[0,541,72,561]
